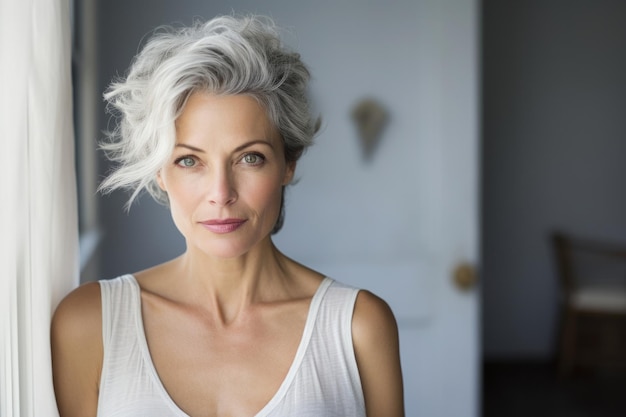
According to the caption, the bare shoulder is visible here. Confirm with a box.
[51,282,103,417]
[352,290,405,417]
[352,290,399,342]
[52,281,102,339]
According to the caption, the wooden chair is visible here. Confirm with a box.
[552,232,626,376]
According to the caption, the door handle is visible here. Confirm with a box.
[453,262,478,291]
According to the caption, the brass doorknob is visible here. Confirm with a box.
[453,263,478,291]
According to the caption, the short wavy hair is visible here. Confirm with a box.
[99,15,319,232]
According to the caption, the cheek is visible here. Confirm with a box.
[240,176,279,219]
[254,181,284,225]
[171,188,201,216]
[162,176,203,223]
[167,190,193,229]
[252,177,282,203]
[161,167,201,200]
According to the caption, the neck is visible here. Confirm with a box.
[169,238,293,325]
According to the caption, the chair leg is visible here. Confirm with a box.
[559,309,577,377]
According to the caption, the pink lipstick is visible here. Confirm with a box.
[200,218,247,234]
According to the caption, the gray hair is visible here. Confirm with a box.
[99,15,319,232]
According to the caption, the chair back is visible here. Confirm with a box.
[552,232,626,310]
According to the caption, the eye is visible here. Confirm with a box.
[175,156,196,168]
[241,153,265,165]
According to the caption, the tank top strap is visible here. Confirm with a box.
[99,274,140,349]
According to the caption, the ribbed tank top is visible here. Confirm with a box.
[97,275,366,417]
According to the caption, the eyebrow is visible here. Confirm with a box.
[175,144,205,153]
[174,140,275,153]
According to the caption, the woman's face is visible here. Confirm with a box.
[157,92,294,259]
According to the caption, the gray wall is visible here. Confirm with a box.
[482,0,626,358]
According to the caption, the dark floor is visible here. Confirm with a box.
[482,361,626,417]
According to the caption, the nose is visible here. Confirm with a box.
[206,167,237,206]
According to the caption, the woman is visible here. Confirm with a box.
[52,15,404,417]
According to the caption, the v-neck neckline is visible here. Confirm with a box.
[127,275,332,417]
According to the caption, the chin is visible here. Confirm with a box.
[191,234,270,260]
[187,241,246,259]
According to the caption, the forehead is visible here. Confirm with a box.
[175,92,281,145]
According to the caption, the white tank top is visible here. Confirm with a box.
[97,275,366,417]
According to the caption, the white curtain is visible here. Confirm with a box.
[0,0,79,416]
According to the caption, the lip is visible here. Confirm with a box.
[199,218,247,234]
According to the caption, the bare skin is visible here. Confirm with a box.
[51,93,404,417]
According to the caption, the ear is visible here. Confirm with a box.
[156,170,166,191]
[283,161,296,186]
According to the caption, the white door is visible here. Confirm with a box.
[273,1,480,416]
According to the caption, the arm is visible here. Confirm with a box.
[51,282,103,417]
[352,290,404,417]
